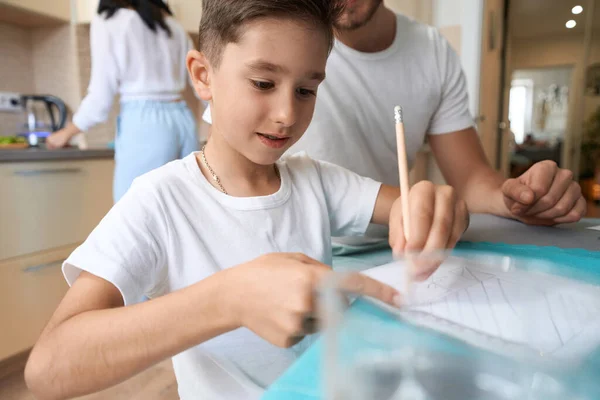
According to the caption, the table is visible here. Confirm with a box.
[262,215,600,400]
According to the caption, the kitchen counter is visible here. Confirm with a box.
[0,147,114,163]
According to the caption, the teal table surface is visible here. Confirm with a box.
[262,216,600,400]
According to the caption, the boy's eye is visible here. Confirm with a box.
[251,80,274,90]
[296,88,316,98]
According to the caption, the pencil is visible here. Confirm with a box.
[394,105,412,298]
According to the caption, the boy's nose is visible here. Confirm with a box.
[271,94,297,128]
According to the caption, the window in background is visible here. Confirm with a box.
[509,79,534,144]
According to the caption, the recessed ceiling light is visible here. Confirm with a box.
[566,19,577,28]
[572,5,583,14]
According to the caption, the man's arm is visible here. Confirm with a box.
[428,127,586,225]
[427,127,508,216]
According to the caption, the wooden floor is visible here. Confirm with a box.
[0,359,178,400]
[2,201,599,400]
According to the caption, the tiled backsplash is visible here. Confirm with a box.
[0,22,205,146]
[0,22,35,136]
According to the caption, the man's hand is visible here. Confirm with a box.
[502,160,586,226]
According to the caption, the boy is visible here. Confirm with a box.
[25,1,468,399]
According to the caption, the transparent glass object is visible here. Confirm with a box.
[318,251,600,400]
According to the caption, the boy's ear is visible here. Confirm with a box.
[187,50,213,101]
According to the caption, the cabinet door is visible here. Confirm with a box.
[0,0,71,22]
[74,0,99,24]
[170,0,203,34]
[0,159,114,261]
[0,250,71,361]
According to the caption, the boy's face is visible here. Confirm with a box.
[207,19,329,165]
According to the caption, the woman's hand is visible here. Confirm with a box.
[46,122,81,149]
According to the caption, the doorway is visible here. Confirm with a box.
[508,66,574,177]
[499,0,598,181]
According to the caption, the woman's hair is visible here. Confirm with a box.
[98,0,174,36]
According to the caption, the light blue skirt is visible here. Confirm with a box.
[113,100,198,202]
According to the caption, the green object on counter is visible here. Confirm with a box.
[0,136,27,144]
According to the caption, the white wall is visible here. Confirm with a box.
[384,0,432,22]
[433,0,483,119]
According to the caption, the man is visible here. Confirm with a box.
[204,0,586,242]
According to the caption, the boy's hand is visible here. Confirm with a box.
[224,253,400,348]
[388,181,469,273]
[501,160,586,225]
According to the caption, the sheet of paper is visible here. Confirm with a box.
[361,256,600,362]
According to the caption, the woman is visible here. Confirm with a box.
[47,0,199,202]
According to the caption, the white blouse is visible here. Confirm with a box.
[73,9,195,132]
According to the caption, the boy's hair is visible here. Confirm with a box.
[198,0,343,68]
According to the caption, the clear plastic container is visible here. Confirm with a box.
[318,251,600,400]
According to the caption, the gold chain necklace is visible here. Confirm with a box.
[199,144,280,195]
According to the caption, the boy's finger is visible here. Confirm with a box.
[339,273,400,307]
[288,253,331,270]
[448,200,469,248]
[423,186,455,252]
[405,182,435,251]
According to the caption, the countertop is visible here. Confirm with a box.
[0,147,114,163]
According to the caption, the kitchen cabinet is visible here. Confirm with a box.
[0,248,71,361]
[74,0,99,24]
[0,0,71,23]
[167,0,203,34]
[74,0,202,33]
[0,159,114,261]
[0,158,113,361]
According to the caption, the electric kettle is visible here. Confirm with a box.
[18,95,67,146]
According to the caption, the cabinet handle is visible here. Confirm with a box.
[14,168,82,177]
[22,260,64,273]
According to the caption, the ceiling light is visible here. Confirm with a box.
[572,5,583,14]
[566,20,577,28]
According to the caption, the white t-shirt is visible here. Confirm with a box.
[73,9,195,131]
[62,152,381,399]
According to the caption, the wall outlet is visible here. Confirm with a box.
[0,92,22,112]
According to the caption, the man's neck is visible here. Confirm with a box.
[335,5,397,53]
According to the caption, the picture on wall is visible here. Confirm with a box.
[586,64,600,96]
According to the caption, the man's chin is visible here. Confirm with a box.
[334,20,367,31]
[335,0,382,31]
